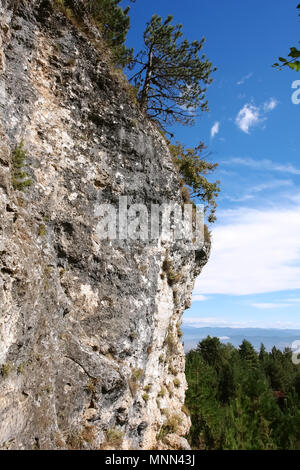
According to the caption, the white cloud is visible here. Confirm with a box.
[224,179,293,203]
[235,98,278,134]
[223,157,300,176]
[237,73,253,85]
[235,104,261,133]
[183,317,300,329]
[194,200,300,296]
[192,295,208,302]
[211,121,220,139]
[264,98,278,112]
[251,303,292,310]
[251,179,293,192]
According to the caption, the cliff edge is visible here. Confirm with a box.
[0,0,209,450]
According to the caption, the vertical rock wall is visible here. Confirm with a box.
[0,0,209,449]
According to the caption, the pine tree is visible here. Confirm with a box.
[169,142,220,222]
[86,0,135,66]
[129,14,216,125]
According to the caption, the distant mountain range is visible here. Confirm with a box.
[182,326,300,352]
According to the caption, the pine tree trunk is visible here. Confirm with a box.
[140,46,153,112]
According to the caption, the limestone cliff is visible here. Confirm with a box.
[0,0,209,450]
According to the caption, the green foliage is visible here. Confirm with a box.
[1,363,12,378]
[142,393,149,402]
[129,14,216,125]
[157,386,166,398]
[55,0,135,67]
[11,140,32,191]
[173,377,180,388]
[170,142,220,223]
[131,367,143,381]
[86,0,134,66]
[186,337,300,450]
[162,258,182,286]
[273,4,300,71]
[105,427,124,447]
[157,414,182,441]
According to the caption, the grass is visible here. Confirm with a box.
[85,378,96,394]
[168,365,178,376]
[1,363,12,378]
[173,378,181,388]
[131,368,143,381]
[157,414,183,441]
[159,354,164,363]
[105,428,124,448]
[142,393,149,402]
[164,329,177,354]
[11,140,32,191]
[128,368,143,396]
[38,224,47,237]
[176,322,183,338]
[129,331,137,340]
[157,386,166,398]
[181,404,190,417]
[162,258,182,287]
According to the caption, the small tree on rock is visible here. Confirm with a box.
[128,14,216,125]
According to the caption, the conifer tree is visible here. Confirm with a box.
[129,14,216,125]
[86,0,135,66]
[169,142,220,222]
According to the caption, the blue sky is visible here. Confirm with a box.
[123,0,300,329]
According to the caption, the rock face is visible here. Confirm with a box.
[0,0,209,450]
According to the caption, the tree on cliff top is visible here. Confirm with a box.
[85,0,136,66]
[128,14,216,126]
[273,3,300,71]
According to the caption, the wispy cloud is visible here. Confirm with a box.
[192,295,208,302]
[223,179,293,203]
[263,98,278,112]
[251,303,292,310]
[223,157,300,176]
[183,317,300,329]
[237,73,253,86]
[235,98,278,134]
[235,104,261,133]
[194,199,300,296]
[251,179,293,192]
[211,121,220,139]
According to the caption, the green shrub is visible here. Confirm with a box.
[11,140,32,190]
[157,414,183,440]
[105,427,124,447]
[173,378,181,388]
[176,322,183,338]
[38,224,47,237]
[86,0,133,66]
[162,258,182,286]
[181,404,190,417]
[164,331,177,354]
[131,368,143,381]
[157,386,166,398]
[142,393,149,402]
[1,363,12,378]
